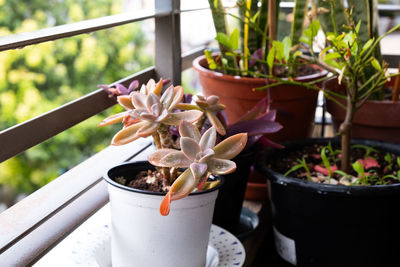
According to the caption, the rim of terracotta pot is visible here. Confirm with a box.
[192,54,328,84]
[256,137,400,197]
[104,161,223,196]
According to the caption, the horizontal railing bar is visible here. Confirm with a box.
[0,10,170,52]
[181,46,209,70]
[180,6,210,13]
[0,67,156,163]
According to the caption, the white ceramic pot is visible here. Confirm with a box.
[104,161,221,267]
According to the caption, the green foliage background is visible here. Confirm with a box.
[0,0,153,199]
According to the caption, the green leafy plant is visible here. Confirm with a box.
[265,2,400,173]
[205,0,312,77]
[99,79,248,215]
[284,157,312,181]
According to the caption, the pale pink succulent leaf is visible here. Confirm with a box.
[136,121,159,137]
[148,149,191,167]
[162,110,203,125]
[190,162,208,182]
[156,109,169,122]
[98,111,128,127]
[168,168,196,201]
[206,110,226,136]
[168,86,184,111]
[146,79,156,93]
[213,133,248,159]
[146,93,160,110]
[207,95,219,105]
[131,92,147,109]
[131,108,151,119]
[179,120,201,142]
[151,103,161,117]
[199,148,215,163]
[160,85,174,108]
[111,121,148,145]
[199,126,216,151]
[180,137,201,161]
[117,95,135,110]
[207,158,237,175]
[138,113,157,121]
[139,84,147,94]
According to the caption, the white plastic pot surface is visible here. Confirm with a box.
[105,162,220,267]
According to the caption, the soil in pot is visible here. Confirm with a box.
[270,143,400,186]
[257,138,400,267]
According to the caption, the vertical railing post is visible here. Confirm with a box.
[154,0,181,85]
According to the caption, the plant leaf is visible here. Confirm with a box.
[162,110,203,125]
[215,32,233,49]
[213,133,247,159]
[229,28,239,50]
[179,120,201,142]
[199,126,216,151]
[98,111,128,127]
[160,168,195,216]
[148,149,191,167]
[111,121,148,145]
[208,158,236,174]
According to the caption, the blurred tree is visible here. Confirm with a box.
[0,0,153,199]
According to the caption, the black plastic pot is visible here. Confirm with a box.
[256,138,400,267]
[212,151,255,235]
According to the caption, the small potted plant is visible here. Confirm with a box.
[193,0,327,142]
[99,79,248,267]
[256,3,400,266]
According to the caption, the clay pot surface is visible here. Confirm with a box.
[193,55,327,142]
[326,79,400,144]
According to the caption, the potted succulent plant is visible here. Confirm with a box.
[315,0,400,144]
[168,92,282,234]
[193,0,327,142]
[99,79,248,267]
[256,3,400,266]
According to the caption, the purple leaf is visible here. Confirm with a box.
[249,48,263,67]
[183,93,193,104]
[128,80,139,93]
[258,110,277,122]
[258,136,284,149]
[227,119,282,136]
[115,84,129,95]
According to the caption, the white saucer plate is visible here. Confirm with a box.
[70,224,245,267]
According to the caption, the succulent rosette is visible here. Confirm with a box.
[98,79,203,145]
[148,120,248,216]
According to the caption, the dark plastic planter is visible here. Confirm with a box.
[212,150,255,235]
[256,138,400,267]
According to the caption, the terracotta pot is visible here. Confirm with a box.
[193,55,328,142]
[326,79,400,144]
